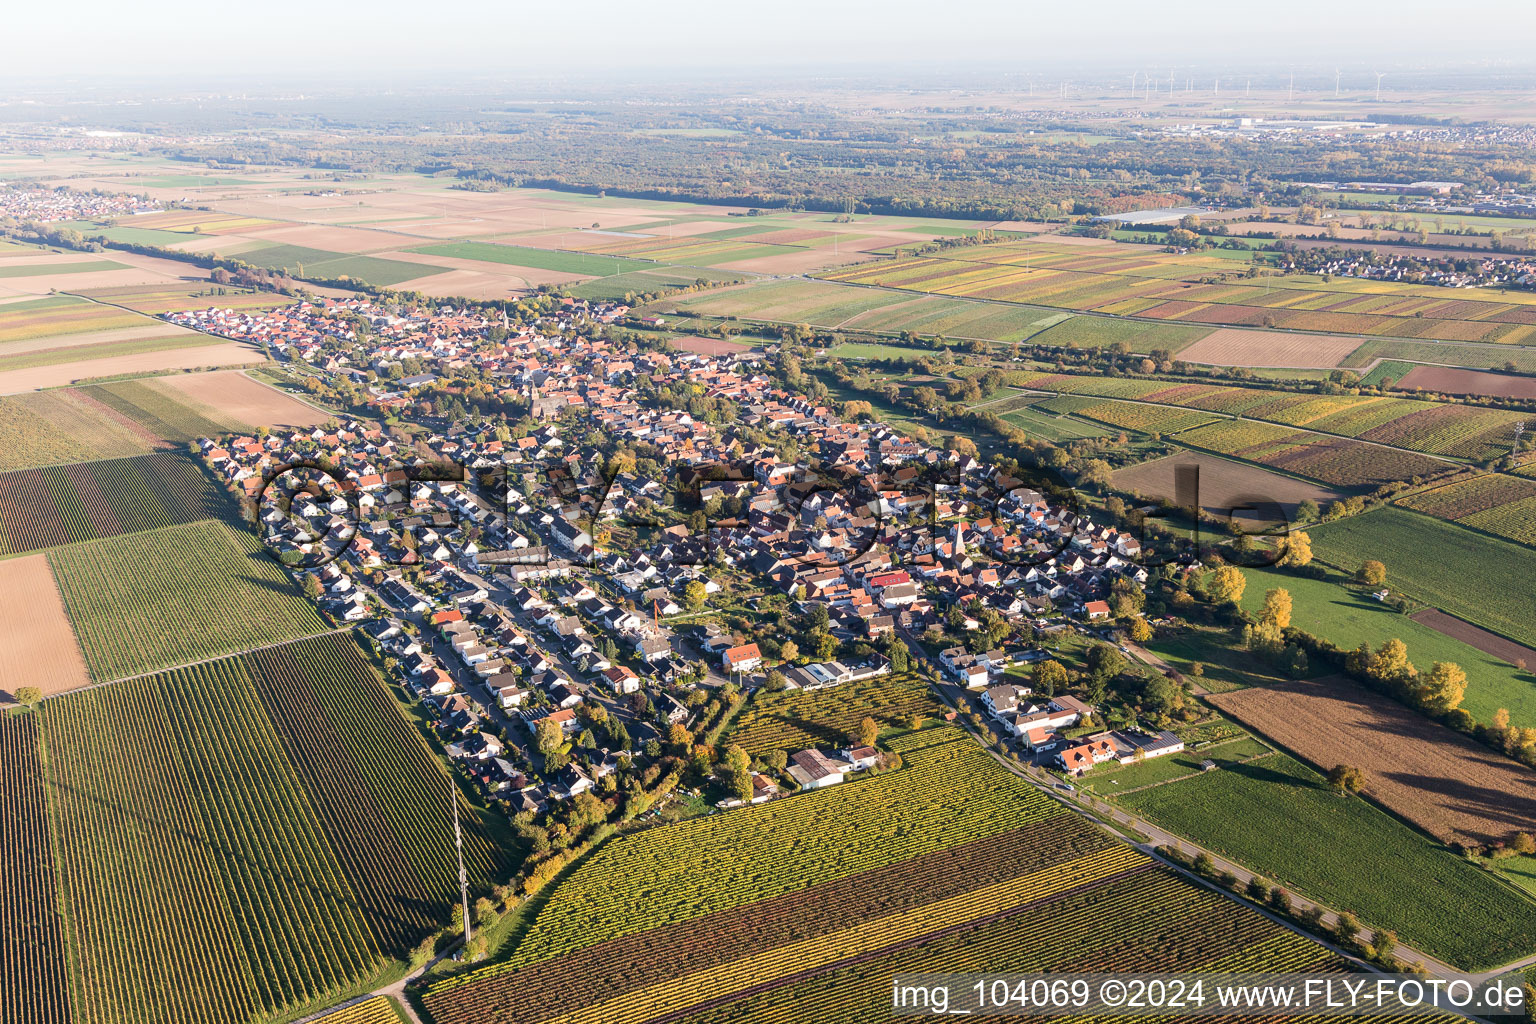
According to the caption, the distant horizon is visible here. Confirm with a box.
[6,0,1536,84]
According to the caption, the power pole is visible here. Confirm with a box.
[454,780,473,944]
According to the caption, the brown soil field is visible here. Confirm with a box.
[1176,328,1365,368]
[389,269,535,299]
[1396,365,1536,400]
[376,249,590,286]
[1112,451,1341,522]
[1409,609,1536,668]
[0,554,90,700]
[0,342,265,394]
[150,369,333,428]
[1209,675,1536,845]
[671,336,757,356]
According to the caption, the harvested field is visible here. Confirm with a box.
[0,553,90,699]
[1397,365,1536,400]
[0,321,198,357]
[1112,451,1341,522]
[1209,676,1536,846]
[670,336,756,356]
[0,342,264,394]
[1409,609,1536,671]
[1176,328,1365,369]
[152,369,331,429]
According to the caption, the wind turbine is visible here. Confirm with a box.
[1334,69,1342,98]
[1288,70,1294,103]
[1129,71,1137,97]
[1374,71,1385,102]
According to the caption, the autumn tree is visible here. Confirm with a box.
[15,686,42,707]
[723,744,753,803]
[1032,659,1069,696]
[1206,565,1247,605]
[1259,588,1292,632]
[859,716,879,748]
[1327,764,1365,794]
[1357,560,1387,587]
[683,580,708,611]
[535,717,564,758]
[1416,661,1467,713]
[1275,531,1313,568]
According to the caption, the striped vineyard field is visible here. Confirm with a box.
[307,996,406,1024]
[1396,472,1536,544]
[37,632,504,1024]
[488,733,1061,970]
[666,867,1354,1024]
[1007,371,1522,463]
[75,380,233,443]
[1169,420,1445,488]
[47,519,329,681]
[423,819,1119,1024]
[0,452,225,556]
[0,714,72,1024]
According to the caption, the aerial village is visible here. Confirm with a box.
[174,294,1191,818]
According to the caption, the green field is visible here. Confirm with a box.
[1358,359,1419,388]
[235,243,440,286]
[0,333,218,374]
[1026,315,1214,352]
[997,400,1113,441]
[1310,507,1536,651]
[0,259,127,278]
[47,519,330,680]
[1234,561,1536,728]
[412,241,655,276]
[37,631,503,1024]
[567,266,744,300]
[1122,753,1536,970]
[1341,338,1536,373]
[1079,736,1273,794]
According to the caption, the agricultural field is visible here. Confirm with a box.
[1396,472,1536,546]
[1343,338,1536,374]
[822,236,1536,348]
[309,997,407,1024]
[1111,451,1342,521]
[0,555,90,698]
[992,395,1111,441]
[663,870,1340,1024]
[1175,328,1364,369]
[412,241,661,276]
[1310,508,1536,652]
[47,519,330,680]
[725,672,936,757]
[1359,359,1419,387]
[974,312,1214,352]
[460,733,1055,971]
[1208,675,1536,847]
[0,390,154,470]
[1173,419,1445,488]
[1397,364,1536,399]
[1235,562,1536,729]
[39,632,504,1024]
[1014,369,1523,462]
[425,821,1132,1024]
[1077,735,1275,795]
[70,282,284,314]
[0,295,148,344]
[0,713,71,1024]
[151,368,331,429]
[231,243,442,287]
[0,452,225,556]
[78,377,242,441]
[1121,752,1536,970]
[652,277,1059,341]
[1038,395,1219,434]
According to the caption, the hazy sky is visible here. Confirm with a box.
[6,0,1534,82]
